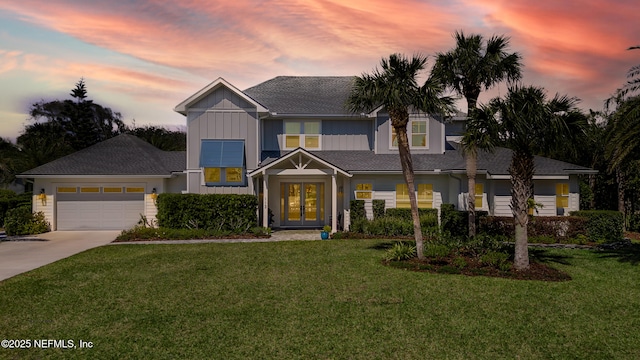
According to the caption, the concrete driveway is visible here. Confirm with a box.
[0,231,119,281]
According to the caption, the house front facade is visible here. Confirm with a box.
[173,76,596,232]
[19,76,595,231]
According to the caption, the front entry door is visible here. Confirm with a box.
[283,182,323,227]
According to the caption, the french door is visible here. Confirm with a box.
[282,182,323,227]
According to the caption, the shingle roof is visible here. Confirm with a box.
[260,146,594,175]
[19,134,185,176]
[243,76,357,115]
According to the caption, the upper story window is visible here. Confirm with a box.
[200,139,246,186]
[390,119,428,149]
[284,120,321,150]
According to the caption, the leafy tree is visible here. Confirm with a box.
[127,125,186,151]
[348,53,454,259]
[0,138,20,185]
[431,30,522,237]
[477,86,584,270]
[28,78,126,151]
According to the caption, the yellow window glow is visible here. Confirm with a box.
[203,168,221,183]
[80,187,100,193]
[225,168,243,183]
[356,183,372,191]
[285,135,300,148]
[126,187,145,193]
[418,184,433,208]
[475,183,484,208]
[103,187,123,193]
[304,135,319,148]
[57,187,77,193]
[396,183,410,208]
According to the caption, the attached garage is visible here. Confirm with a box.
[17,134,187,231]
[55,185,146,230]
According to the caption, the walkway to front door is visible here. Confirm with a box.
[282,182,324,227]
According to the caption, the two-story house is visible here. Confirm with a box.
[20,76,596,231]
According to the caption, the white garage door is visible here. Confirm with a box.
[55,185,146,230]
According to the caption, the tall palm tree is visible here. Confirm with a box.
[431,30,522,237]
[348,53,454,259]
[482,85,583,270]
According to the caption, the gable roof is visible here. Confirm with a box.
[174,77,268,115]
[18,134,185,177]
[249,147,351,177]
[243,76,357,115]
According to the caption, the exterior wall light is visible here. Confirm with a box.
[150,188,158,201]
[38,189,47,205]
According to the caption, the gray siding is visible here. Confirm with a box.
[262,118,373,151]
[375,114,445,154]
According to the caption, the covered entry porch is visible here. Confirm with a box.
[249,148,351,232]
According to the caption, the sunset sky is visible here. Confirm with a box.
[1,0,638,141]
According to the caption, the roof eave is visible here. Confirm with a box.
[174,77,268,115]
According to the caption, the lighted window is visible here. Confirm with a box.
[355,183,373,200]
[103,187,123,193]
[418,184,433,208]
[475,184,484,208]
[411,121,427,147]
[80,187,100,193]
[200,140,246,186]
[390,119,428,149]
[556,183,569,208]
[284,120,321,149]
[126,187,145,193]
[396,184,410,208]
[57,187,77,193]
[204,168,221,183]
[225,168,243,183]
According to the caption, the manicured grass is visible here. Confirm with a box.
[1,240,640,359]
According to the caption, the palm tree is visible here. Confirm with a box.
[482,86,583,270]
[431,30,522,237]
[348,53,454,260]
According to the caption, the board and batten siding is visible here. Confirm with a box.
[185,86,259,195]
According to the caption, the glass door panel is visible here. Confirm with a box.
[288,184,301,221]
[304,184,317,221]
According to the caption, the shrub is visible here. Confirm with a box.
[440,204,488,238]
[372,200,385,219]
[156,194,257,233]
[116,227,238,241]
[423,243,452,259]
[383,242,416,261]
[385,208,438,221]
[480,251,512,271]
[479,216,588,243]
[0,191,32,228]
[4,206,50,236]
[251,226,272,237]
[350,200,366,221]
[570,210,624,243]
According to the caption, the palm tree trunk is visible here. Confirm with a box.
[510,153,533,270]
[466,149,477,237]
[395,125,424,260]
[616,168,627,230]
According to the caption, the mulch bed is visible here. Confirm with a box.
[386,255,572,282]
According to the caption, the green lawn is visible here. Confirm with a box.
[1,240,640,359]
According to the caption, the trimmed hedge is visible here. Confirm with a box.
[350,200,366,221]
[570,210,624,243]
[156,194,258,233]
[440,204,488,238]
[349,213,439,237]
[479,216,588,243]
[372,200,385,219]
[385,208,438,220]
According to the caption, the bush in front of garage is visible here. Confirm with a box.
[155,193,258,233]
[0,190,32,228]
[4,205,51,236]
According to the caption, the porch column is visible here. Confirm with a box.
[332,171,337,234]
[262,173,269,228]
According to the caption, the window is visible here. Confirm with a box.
[390,119,428,149]
[556,183,569,208]
[284,121,320,150]
[475,184,484,208]
[200,140,246,186]
[126,187,145,193]
[418,184,433,208]
[57,187,77,193]
[355,183,372,200]
[396,184,410,208]
[103,187,123,193]
[80,187,100,193]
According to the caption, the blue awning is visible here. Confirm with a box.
[200,140,245,168]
